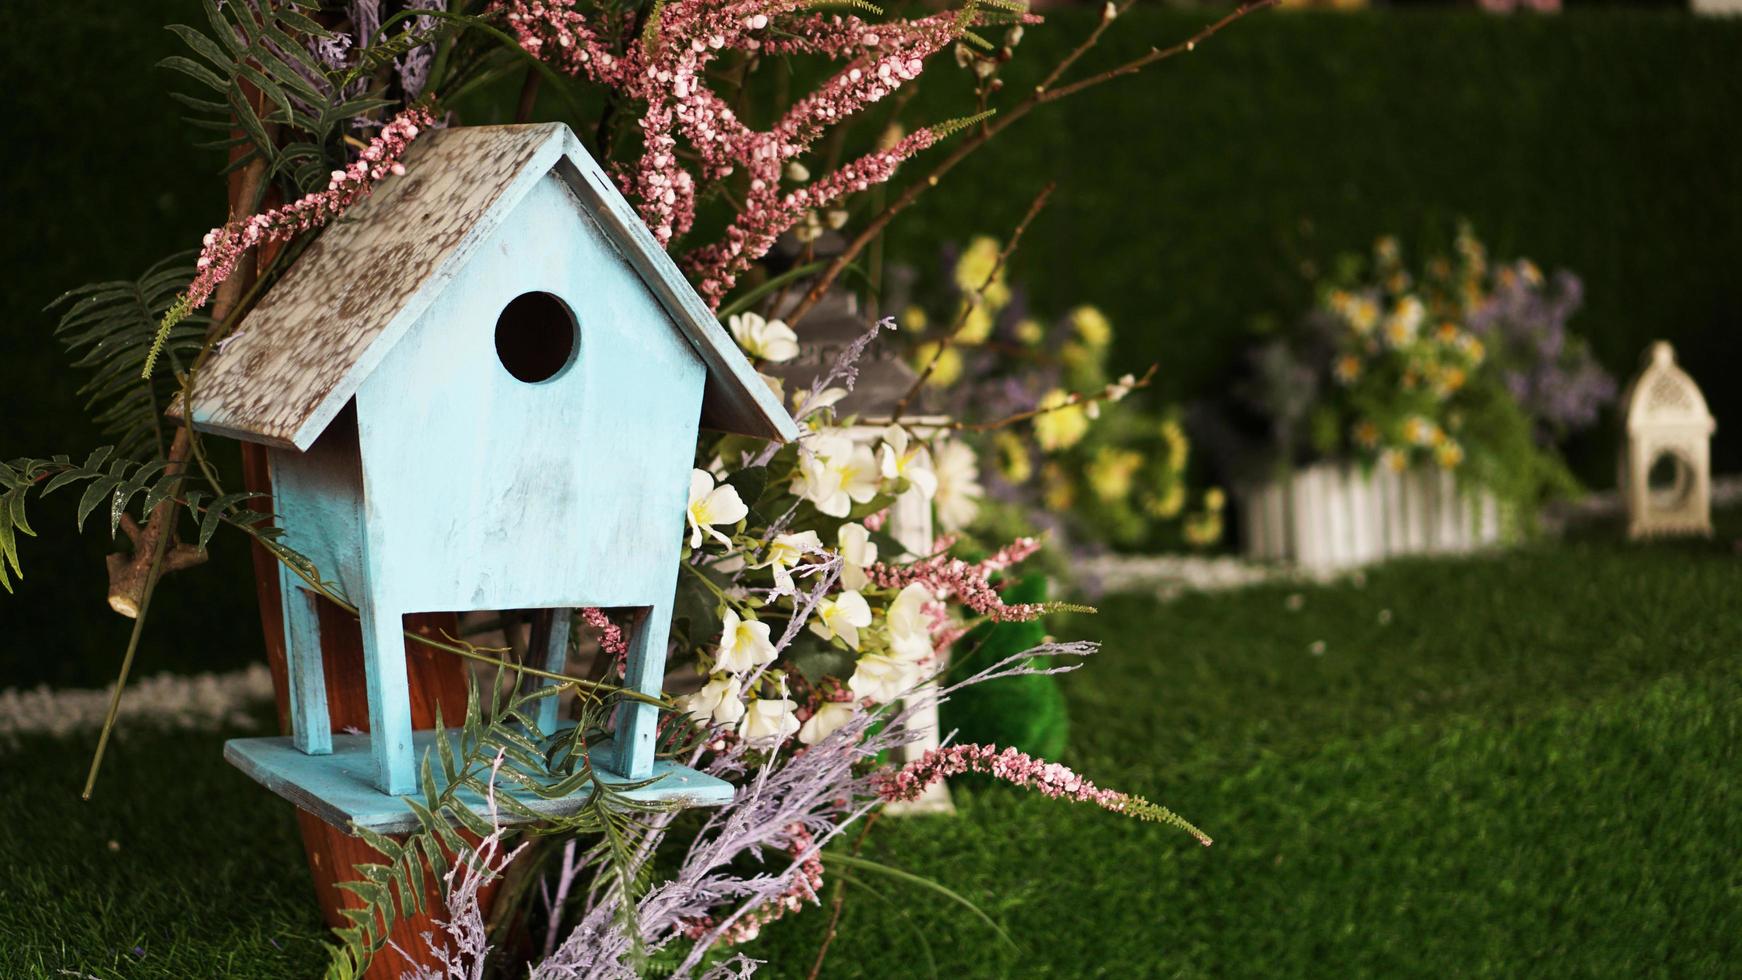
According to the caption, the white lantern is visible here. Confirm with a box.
[1620,342,1715,539]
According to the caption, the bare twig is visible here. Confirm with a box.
[862,363,1158,433]
[785,0,1278,328]
[891,182,1055,423]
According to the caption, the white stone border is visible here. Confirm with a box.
[0,663,275,746]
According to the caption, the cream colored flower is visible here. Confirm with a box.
[849,652,921,703]
[931,438,983,533]
[739,694,800,742]
[685,673,745,726]
[878,426,938,500]
[727,312,799,363]
[792,434,879,518]
[761,530,822,595]
[687,469,748,549]
[798,700,857,745]
[715,610,777,674]
[1033,389,1090,452]
[1383,296,1424,347]
[1105,373,1137,403]
[793,386,848,418]
[885,582,935,663]
[837,522,878,591]
[809,589,873,649]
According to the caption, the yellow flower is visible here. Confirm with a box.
[1434,365,1467,396]
[1087,447,1143,503]
[1015,318,1045,345]
[1383,296,1424,347]
[955,236,1003,294]
[1436,322,1460,344]
[1347,296,1379,335]
[954,300,994,344]
[1148,481,1186,519]
[1160,419,1189,471]
[912,342,963,387]
[1401,416,1437,447]
[1459,334,1485,364]
[1435,440,1465,469]
[1033,389,1091,452]
[995,431,1032,483]
[1070,305,1114,348]
[901,304,929,333]
[1352,420,1380,449]
[1204,486,1226,511]
[1041,462,1076,511]
[1379,448,1408,473]
[1333,354,1362,384]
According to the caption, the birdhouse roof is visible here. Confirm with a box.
[177,123,797,451]
[1623,342,1714,433]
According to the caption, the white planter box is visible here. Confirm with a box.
[1239,462,1506,572]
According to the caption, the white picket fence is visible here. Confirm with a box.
[1239,462,1507,572]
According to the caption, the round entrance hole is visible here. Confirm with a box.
[494,291,578,383]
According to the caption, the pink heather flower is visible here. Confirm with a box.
[875,744,1213,846]
[678,822,825,945]
[865,536,1049,622]
[578,606,629,661]
[182,107,434,315]
[501,0,1002,304]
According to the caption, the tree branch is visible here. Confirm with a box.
[785,0,1278,328]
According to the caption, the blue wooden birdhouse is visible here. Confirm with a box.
[178,123,797,833]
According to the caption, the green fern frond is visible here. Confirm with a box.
[927,109,996,142]
[50,254,204,458]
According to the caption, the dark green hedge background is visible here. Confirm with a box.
[4,3,1739,683]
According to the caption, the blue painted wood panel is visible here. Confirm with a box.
[225,731,733,835]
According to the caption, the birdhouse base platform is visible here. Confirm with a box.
[224,730,733,835]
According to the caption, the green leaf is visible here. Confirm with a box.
[76,474,124,533]
[716,260,831,320]
[824,851,1017,949]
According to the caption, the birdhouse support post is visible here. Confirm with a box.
[358,597,420,796]
[281,578,332,756]
[613,603,670,780]
[532,606,575,738]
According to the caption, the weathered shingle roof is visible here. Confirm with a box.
[178,123,797,450]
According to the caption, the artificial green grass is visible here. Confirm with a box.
[742,524,1742,976]
[4,522,1739,976]
[0,716,327,978]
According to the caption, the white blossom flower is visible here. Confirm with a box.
[809,589,872,649]
[1105,373,1136,403]
[684,673,745,726]
[793,386,848,418]
[715,610,777,674]
[848,652,921,703]
[877,425,938,499]
[791,434,879,518]
[837,522,878,591]
[760,529,822,595]
[931,438,983,533]
[687,469,748,549]
[727,311,799,363]
[885,582,935,663]
[739,694,800,742]
[798,700,857,745]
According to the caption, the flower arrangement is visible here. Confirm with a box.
[1243,225,1613,509]
[890,234,1225,552]
[0,0,1280,975]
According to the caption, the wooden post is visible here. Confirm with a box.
[243,444,479,977]
[219,99,491,977]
